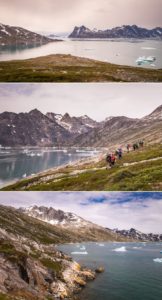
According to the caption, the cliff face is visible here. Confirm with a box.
[69,25,162,39]
[0,23,58,46]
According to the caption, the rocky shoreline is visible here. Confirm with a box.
[0,227,103,300]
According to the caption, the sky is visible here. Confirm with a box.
[0,83,161,121]
[0,191,162,234]
[0,0,162,33]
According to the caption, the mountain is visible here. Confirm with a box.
[69,25,162,39]
[143,104,162,121]
[71,106,162,147]
[0,105,162,147]
[0,109,70,146]
[113,228,162,242]
[0,23,59,47]
[19,205,125,242]
[46,112,98,134]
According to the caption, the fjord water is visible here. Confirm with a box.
[0,147,99,188]
[0,39,162,68]
[59,242,162,300]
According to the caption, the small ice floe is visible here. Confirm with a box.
[113,246,127,252]
[133,247,142,249]
[80,246,86,250]
[97,243,105,247]
[71,251,88,255]
[153,258,162,263]
[141,47,156,50]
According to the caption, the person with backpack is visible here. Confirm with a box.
[126,144,131,153]
[118,148,122,159]
[110,153,116,166]
[106,153,112,168]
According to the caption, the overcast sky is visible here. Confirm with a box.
[0,0,162,32]
[0,83,161,121]
[0,191,162,234]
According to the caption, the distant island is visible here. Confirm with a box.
[69,24,162,39]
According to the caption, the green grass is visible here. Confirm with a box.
[3,144,162,191]
[0,54,161,82]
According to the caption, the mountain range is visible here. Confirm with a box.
[0,23,59,47]
[113,228,162,242]
[0,105,161,147]
[69,25,162,39]
[20,205,162,242]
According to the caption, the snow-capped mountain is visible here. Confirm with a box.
[113,228,162,242]
[46,112,98,134]
[0,23,58,46]
[69,25,162,39]
[20,205,92,228]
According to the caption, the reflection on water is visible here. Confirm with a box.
[58,242,162,300]
[0,147,100,188]
[0,39,162,68]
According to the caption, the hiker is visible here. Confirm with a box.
[118,148,122,159]
[111,153,116,166]
[133,143,139,151]
[106,153,116,168]
[139,140,144,147]
[126,144,131,153]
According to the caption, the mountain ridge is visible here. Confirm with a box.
[0,23,60,46]
[69,24,162,39]
[0,105,162,147]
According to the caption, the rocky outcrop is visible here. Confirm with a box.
[69,25,162,39]
[0,205,104,300]
[0,23,59,47]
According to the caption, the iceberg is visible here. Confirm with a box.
[114,246,127,252]
[136,56,156,66]
[71,251,88,255]
[153,258,162,263]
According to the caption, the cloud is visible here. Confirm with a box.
[0,83,162,121]
[0,0,162,32]
[0,191,162,234]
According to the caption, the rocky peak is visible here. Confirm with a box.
[143,105,162,120]
[20,205,91,228]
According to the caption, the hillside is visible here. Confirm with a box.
[0,54,161,82]
[0,23,59,47]
[2,144,162,191]
[69,25,162,39]
[1,204,111,300]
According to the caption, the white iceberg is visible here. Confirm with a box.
[114,246,127,252]
[153,258,162,263]
[71,251,88,255]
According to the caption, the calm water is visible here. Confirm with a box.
[0,147,99,188]
[58,242,162,300]
[0,39,162,68]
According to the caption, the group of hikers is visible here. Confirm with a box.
[106,140,144,168]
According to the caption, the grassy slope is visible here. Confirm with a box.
[2,144,162,191]
[0,54,162,82]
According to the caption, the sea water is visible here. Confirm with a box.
[0,147,100,188]
[58,242,162,300]
[0,39,162,69]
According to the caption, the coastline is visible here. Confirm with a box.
[0,54,161,82]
